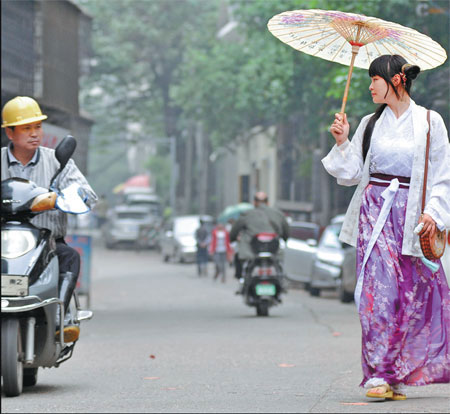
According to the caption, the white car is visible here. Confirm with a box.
[159,215,213,263]
[283,221,322,285]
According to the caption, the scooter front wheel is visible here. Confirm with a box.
[1,318,24,397]
[23,367,38,387]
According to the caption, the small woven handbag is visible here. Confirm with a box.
[419,110,447,260]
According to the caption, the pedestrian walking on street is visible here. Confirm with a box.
[322,55,450,400]
[195,219,210,277]
[209,220,233,283]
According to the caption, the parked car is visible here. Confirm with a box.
[283,215,357,303]
[309,215,356,302]
[103,205,158,249]
[283,221,322,286]
[159,215,214,263]
[125,192,162,218]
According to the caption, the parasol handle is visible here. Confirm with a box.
[340,45,360,115]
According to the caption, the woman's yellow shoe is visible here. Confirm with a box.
[388,392,407,401]
[366,384,393,399]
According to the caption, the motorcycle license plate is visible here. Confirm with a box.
[1,275,29,297]
[255,283,276,296]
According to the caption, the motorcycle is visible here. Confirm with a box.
[240,232,286,316]
[1,136,93,397]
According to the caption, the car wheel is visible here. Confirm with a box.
[309,287,320,297]
[173,248,183,263]
[105,241,115,249]
[338,283,354,303]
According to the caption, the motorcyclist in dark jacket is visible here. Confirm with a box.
[230,191,289,280]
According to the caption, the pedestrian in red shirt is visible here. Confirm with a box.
[209,221,233,283]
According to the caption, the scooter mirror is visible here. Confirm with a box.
[50,135,77,187]
[55,135,77,170]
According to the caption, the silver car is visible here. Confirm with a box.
[103,205,157,249]
[159,215,213,263]
[283,216,357,303]
[309,215,356,302]
[125,192,162,217]
[283,221,322,286]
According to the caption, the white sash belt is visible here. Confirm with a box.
[355,178,400,310]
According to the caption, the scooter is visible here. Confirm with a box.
[240,233,285,316]
[1,136,93,397]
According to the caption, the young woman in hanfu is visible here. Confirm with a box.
[322,54,450,400]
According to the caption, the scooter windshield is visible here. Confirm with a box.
[55,183,90,214]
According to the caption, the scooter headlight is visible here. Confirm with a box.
[1,230,37,259]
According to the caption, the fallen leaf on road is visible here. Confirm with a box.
[149,355,156,359]
[278,363,295,368]
[340,402,369,406]
[161,387,179,390]
[332,332,342,336]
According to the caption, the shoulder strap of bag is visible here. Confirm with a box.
[421,110,431,214]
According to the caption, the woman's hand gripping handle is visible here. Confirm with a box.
[329,113,349,146]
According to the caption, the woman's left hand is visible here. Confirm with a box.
[418,214,436,238]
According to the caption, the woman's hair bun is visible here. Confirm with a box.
[402,63,421,80]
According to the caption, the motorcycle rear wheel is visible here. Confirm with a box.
[1,318,24,397]
[256,301,269,317]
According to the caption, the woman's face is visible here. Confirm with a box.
[369,75,390,104]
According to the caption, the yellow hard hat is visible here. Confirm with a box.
[2,96,48,128]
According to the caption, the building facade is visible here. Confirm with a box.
[1,0,93,174]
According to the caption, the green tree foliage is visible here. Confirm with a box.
[77,0,219,197]
[81,0,218,138]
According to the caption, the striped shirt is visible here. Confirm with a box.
[1,144,98,239]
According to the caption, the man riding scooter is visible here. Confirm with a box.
[1,96,98,342]
[230,191,290,292]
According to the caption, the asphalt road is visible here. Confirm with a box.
[2,237,449,413]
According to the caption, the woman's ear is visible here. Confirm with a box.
[392,74,401,87]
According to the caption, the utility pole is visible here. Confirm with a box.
[169,136,177,217]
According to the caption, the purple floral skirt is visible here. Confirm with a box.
[357,183,450,388]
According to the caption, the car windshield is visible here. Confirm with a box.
[174,218,209,236]
[320,223,342,248]
[289,224,320,241]
[117,212,148,220]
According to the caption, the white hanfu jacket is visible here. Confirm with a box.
[322,100,450,257]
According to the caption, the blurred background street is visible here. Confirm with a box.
[2,231,449,413]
